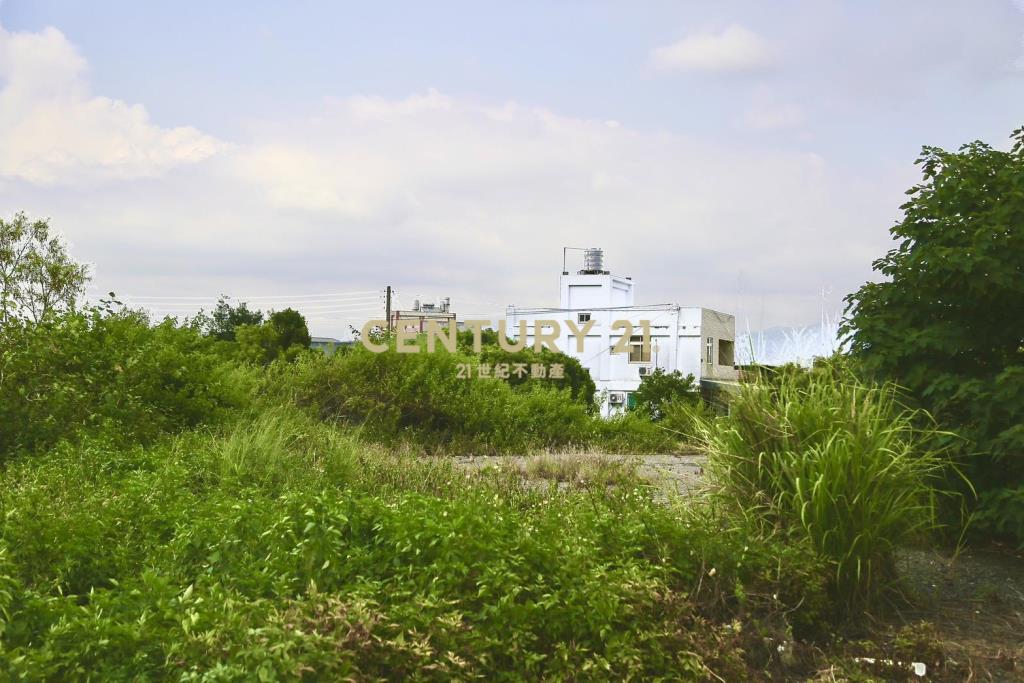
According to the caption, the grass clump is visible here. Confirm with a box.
[702,367,952,610]
[519,453,641,487]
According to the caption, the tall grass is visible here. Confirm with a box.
[0,407,828,680]
[701,368,951,610]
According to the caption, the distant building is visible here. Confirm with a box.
[309,336,349,356]
[390,297,457,333]
[506,249,738,417]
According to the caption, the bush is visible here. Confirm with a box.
[479,345,596,411]
[701,367,953,610]
[279,345,597,454]
[0,306,254,458]
[972,485,1024,549]
[235,307,312,366]
[278,344,693,455]
[632,368,698,419]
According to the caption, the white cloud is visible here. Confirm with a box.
[104,90,896,331]
[0,23,907,336]
[740,102,804,130]
[650,25,776,74]
[0,22,222,185]
[739,90,806,130]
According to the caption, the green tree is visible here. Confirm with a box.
[632,368,698,419]
[269,308,312,351]
[205,296,264,341]
[236,308,311,365]
[0,212,90,325]
[842,127,1024,497]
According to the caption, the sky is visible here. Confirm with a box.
[1,1,1022,338]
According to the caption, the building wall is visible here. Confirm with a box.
[390,311,457,333]
[508,271,738,416]
[700,309,740,382]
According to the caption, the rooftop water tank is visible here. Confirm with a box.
[580,248,605,274]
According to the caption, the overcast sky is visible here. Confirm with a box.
[1,1,1022,338]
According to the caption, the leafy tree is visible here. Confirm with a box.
[269,308,312,350]
[205,296,264,341]
[236,322,283,365]
[632,368,698,419]
[842,127,1024,499]
[456,327,501,351]
[236,308,311,365]
[0,212,90,324]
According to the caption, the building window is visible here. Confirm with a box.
[706,337,714,364]
[718,339,735,366]
[578,312,591,324]
[629,334,651,363]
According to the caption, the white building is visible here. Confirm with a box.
[506,249,739,417]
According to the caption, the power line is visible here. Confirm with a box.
[123,290,381,302]
[133,299,380,312]
[135,300,381,309]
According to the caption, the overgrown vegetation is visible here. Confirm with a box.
[700,365,954,610]
[1,191,1016,678]
[842,127,1024,545]
[278,342,674,455]
[0,302,253,458]
[631,368,698,419]
[0,408,834,680]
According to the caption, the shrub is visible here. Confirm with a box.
[632,368,698,419]
[701,367,952,610]
[198,296,264,342]
[280,346,597,454]
[972,485,1024,549]
[0,306,254,457]
[479,345,597,411]
[235,307,312,365]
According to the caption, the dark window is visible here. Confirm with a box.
[718,339,735,366]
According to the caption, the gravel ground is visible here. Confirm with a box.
[451,452,707,494]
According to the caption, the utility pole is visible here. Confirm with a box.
[385,285,392,334]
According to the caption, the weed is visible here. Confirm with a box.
[701,368,953,610]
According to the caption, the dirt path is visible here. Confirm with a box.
[890,547,1024,681]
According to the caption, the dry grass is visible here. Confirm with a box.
[515,453,641,487]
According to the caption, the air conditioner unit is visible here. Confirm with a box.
[608,392,625,404]
[638,366,654,377]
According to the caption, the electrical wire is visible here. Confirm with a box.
[123,290,380,301]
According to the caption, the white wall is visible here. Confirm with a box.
[507,271,737,417]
